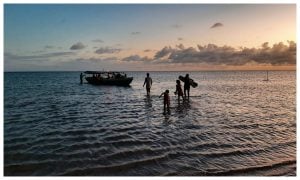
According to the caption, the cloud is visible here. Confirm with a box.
[95,47,122,54]
[122,55,151,62]
[154,46,174,59]
[176,44,185,50]
[32,50,46,54]
[70,42,86,50]
[5,51,75,61]
[92,39,104,43]
[131,32,141,35]
[211,22,223,29]
[149,41,296,66]
[171,24,182,28]
[44,45,54,49]
[76,57,118,63]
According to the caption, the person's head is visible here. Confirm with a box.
[165,90,169,94]
[186,74,189,78]
[176,80,180,84]
[147,73,149,77]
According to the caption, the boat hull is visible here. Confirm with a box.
[85,77,133,86]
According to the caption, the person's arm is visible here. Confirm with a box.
[159,92,164,98]
[150,78,152,85]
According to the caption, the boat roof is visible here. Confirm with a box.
[84,71,125,74]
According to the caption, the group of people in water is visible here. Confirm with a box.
[143,73,192,113]
[81,72,193,114]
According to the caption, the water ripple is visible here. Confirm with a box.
[4,71,296,176]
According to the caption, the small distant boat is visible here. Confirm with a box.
[84,71,133,86]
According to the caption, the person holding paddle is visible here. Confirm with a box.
[184,74,191,99]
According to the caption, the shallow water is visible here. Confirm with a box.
[4,71,296,176]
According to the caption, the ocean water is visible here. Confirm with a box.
[4,71,296,176]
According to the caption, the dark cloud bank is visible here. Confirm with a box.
[70,42,85,50]
[122,41,296,66]
[95,47,122,54]
[5,41,295,70]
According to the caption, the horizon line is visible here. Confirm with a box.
[3,69,296,73]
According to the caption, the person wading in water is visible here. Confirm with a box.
[184,74,191,99]
[80,73,85,84]
[175,79,184,101]
[143,73,152,96]
[159,89,170,114]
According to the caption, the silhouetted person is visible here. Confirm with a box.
[184,74,191,99]
[160,90,170,113]
[80,73,84,84]
[175,80,184,101]
[143,73,152,96]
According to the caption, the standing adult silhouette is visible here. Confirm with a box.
[143,73,152,96]
[184,74,191,99]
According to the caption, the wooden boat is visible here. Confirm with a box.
[84,71,133,86]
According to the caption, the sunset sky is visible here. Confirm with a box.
[4,4,296,71]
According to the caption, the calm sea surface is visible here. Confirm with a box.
[4,71,296,176]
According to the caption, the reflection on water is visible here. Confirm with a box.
[4,71,296,176]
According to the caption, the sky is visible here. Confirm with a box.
[4,4,296,71]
